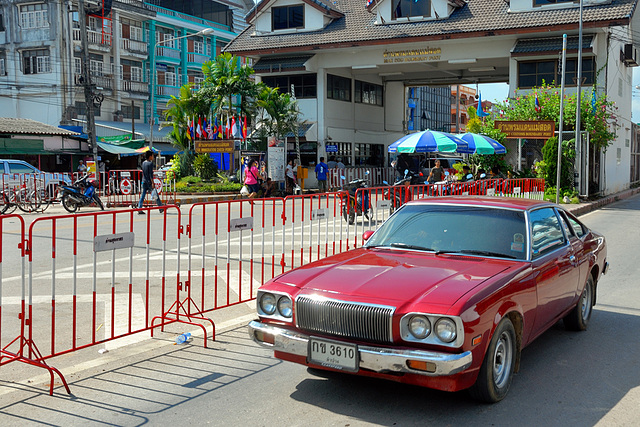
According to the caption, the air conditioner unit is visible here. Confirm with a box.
[621,44,638,67]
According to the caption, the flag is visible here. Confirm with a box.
[477,92,489,118]
[188,118,194,141]
[206,119,214,140]
[592,89,597,116]
[217,119,224,139]
[242,116,247,139]
[213,117,219,140]
[225,118,231,139]
[196,117,203,138]
[534,92,541,113]
[232,116,241,138]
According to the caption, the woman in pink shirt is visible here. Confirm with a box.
[244,159,261,198]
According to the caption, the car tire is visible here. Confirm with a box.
[563,275,594,331]
[470,317,517,403]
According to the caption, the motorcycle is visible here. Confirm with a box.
[382,169,415,213]
[59,174,104,213]
[341,171,371,224]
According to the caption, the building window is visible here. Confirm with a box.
[262,74,317,98]
[518,57,594,88]
[121,104,140,120]
[121,59,143,81]
[355,81,383,106]
[534,0,574,5]
[272,5,304,30]
[121,18,143,41]
[392,0,430,19]
[22,49,51,74]
[165,72,176,86]
[0,58,5,76]
[327,74,351,102]
[336,143,352,166]
[75,101,101,117]
[194,40,205,55]
[20,3,49,29]
[355,143,384,166]
[156,30,175,48]
[0,13,5,32]
[74,57,82,75]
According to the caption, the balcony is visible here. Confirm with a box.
[122,80,149,95]
[156,85,180,97]
[121,38,148,56]
[187,52,210,64]
[74,74,114,91]
[156,46,181,61]
[73,28,111,50]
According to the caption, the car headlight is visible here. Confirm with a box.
[435,318,457,343]
[277,296,293,318]
[259,293,277,315]
[408,315,431,339]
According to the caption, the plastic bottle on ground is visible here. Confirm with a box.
[175,332,191,344]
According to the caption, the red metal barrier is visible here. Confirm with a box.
[93,170,177,208]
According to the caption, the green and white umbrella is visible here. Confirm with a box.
[456,133,507,155]
[388,130,468,153]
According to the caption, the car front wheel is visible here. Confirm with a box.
[470,317,517,403]
[564,275,594,331]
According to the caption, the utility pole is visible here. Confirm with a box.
[78,0,99,175]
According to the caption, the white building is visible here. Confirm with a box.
[225,0,640,196]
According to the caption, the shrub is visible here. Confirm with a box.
[193,154,218,180]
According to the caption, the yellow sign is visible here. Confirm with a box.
[86,160,97,179]
[195,140,234,153]
[383,47,441,64]
[494,121,555,139]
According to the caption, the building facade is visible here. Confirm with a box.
[226,0,640,196]
[0,0,250,146]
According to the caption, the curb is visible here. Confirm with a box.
[567,187,640,217]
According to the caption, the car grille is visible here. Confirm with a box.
[295,296,394,344]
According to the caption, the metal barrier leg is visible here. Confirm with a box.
[150,297,216,347]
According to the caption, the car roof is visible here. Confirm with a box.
[408,196,556,211]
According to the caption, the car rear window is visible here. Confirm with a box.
[365,204,528,260]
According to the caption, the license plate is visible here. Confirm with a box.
[308,337,359,372]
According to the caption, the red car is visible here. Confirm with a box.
[248,197,608,402]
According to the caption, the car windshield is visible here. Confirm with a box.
[365,204,528,260]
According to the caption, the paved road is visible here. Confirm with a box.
[1,195,639,425]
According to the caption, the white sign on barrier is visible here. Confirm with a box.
[376,200,391,210]
[121,172,131,178]
[153,177,163,193]
[94,232,135,252]
[120,178,132,195]
[487,188,496,196]
[230,217,253,231]
[513,187,521,195]
[312,208,327,220]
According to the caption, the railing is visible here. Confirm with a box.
[144,3,232,33]
[122,80,149,94]
[156,85,180,97]
[156,46,181,60]
[187,52,210,64]
[121,38,148,54]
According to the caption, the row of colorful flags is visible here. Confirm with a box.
[186,116,247,141]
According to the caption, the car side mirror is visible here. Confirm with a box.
[341,175,346,180]
[480,173,487,179]
[466,174,473,180]
[444,171,450,176]
[363,230,375,241]
[382,180,389,185]
[404,169,409,175]
[365,170,370,175]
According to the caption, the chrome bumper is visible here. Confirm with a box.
[248,320,473,377]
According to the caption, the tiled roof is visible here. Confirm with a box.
[226,0,637,54]
[512,35,595,54]
[0,118,81,136]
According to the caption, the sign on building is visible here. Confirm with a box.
[494,121,555,139]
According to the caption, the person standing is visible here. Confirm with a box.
[427,159,444,184]
[315,156,328,192]
[327,156,337,169]
[137,150,163,214]
[77,159,87,175]
[243,159,261,198]
[286,159,296,195]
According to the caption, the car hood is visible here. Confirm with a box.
[276,248,518,307]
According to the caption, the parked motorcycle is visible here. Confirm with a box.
[59,174,104,213]
[383,169,415,213]
[341,172,371,224]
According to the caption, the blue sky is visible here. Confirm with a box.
[480,69,640,125]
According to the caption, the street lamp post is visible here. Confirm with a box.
[149,27,214,150]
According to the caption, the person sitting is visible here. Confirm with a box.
[460,165,473,182]
[262,177,276,198]
[490,166,506,179]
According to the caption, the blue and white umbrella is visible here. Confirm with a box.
[456,133,507,155]
[388,130,468,153]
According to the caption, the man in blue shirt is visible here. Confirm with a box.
[315,156,328,192]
